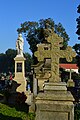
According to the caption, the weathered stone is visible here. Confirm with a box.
[33,77,38,96]
[35,82,74,120]
[32,61,50,92]
[67,69,75,87]
[34,28,76,120]
[35,30,76,82]
[14,56,26,93]
[67,79,75,87]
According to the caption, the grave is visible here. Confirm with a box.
[31,60,51,95]
[67,69,75,87]
[13,34,33,106]
[34,27,76,120]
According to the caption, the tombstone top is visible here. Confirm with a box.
[35,29,76,82]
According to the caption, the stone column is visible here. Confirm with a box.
[14,55,26,93]
[33,77,37,97]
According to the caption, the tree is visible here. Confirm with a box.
[54,23,69,49]
[76,4,80,39]
[17,18,70,61]
[0,49,17,73]
[24,52,33,73]
[0,49,32,75]
[5,49,17,73]
[73,5,80,72]
[0,53,6,73]
[5,49,16,58]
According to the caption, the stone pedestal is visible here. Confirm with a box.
[25,91,33,105]
[14,55,26,93]
[67,79,75,87]
[35,82,74,120]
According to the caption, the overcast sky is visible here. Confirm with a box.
[0,0,80,54]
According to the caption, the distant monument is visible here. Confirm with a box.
[35,27,76,120]
[14,34,26,93]
[16,34,24,57]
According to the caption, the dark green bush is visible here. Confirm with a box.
[28,113,35,120]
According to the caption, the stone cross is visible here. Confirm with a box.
[34,29,76,82]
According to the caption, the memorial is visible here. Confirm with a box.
[35,27,76,120]
[14,34,26,93]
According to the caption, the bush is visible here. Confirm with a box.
[74,104,80,120]
[28,113,35,120]
[0,103,28,120]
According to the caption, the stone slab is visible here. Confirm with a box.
[35,92,74,120]
[35,82,74,120]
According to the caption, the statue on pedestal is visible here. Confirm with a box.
[16,34,24,56]
[14,34,26,93]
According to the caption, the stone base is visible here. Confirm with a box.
[14,55,27,93]
[67,79,75,87]
[25,92,35,112]
[25,91,33,105]
[14,76,26,93]
[35,82,74,120]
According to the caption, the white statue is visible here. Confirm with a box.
[16,34,24,56]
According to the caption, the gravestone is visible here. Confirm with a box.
[35,28,76,120]
[14,34,26,93]
[32,61,50,95]
[67,69,75,87]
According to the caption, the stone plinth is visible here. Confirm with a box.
[14,55,26,93]
[35,82,74,120]
[67,79,75,87]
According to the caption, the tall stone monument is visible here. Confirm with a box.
[35,28,76,120]
[14,34,26,93]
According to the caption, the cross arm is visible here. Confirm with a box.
[60,46,76,62]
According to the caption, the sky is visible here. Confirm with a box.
[0,0,80,54]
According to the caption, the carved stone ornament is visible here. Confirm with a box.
[35,29,76,82]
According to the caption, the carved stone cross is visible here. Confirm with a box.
[34,30,76,82]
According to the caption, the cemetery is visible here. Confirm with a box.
[0,24,80,120]
[0,5,80,119]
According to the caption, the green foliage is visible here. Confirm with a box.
[17,18,69,55]
[73,5,80,72]
[60,68,69,82]
[0,49,32,74]
[72,72,80,80]
[28,113,35,120]
[0,103,27,120]
[24,52,33,72]
[74,104,80,120]
[54,23,69,49]
[0,49,16,73]
[5,49,16,58]
[76,4,80,39]
[0,103,35,120]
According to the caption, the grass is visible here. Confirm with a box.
[0,88,35,120]
[0,103,35,120]
[0,103,27,120]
